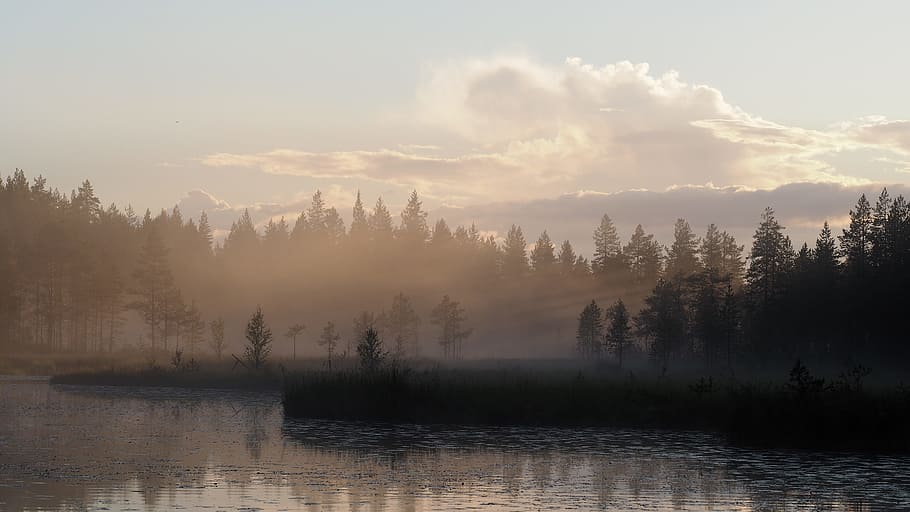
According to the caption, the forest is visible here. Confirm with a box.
[1,168,909,374]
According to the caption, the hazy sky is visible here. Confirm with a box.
[2,1,909,247]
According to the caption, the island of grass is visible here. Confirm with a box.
[282,361,910,453]
[39,347,910,453]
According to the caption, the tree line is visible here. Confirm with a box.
[576,191,910,372]
[2,168,908,368]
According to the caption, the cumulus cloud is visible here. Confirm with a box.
[200,56,910,205]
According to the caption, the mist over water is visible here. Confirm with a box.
[2,377,908,511]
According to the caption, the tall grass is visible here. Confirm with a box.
[283,367,910,452]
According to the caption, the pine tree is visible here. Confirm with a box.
[870,188,892,271]
[501,225,528,278]
[840,194,872,279]
[398,190,429,247]
[592,214,623,276]
[814,221,839,277]
[129,229,173,351]
[557,240,577,276]
[605,300,631,368]
[369,197,394,243]
[636,279,687,368]
[719,283,739,371]
[700,224,724,274]
[747,207,794,307]
[357,326,386,372]
[197,211,214,251]
[431,295,472,360]
[625,224,662,285]
[307,190,328,241]
[349,190,369,244]
[576,300,604,359]
[223,209,259,257]
[244,306,272,369]
[285,323,306,360]
[530,230,556,274]
[430,218,453,249]
[351,311,376,358]
[665,218,700,280]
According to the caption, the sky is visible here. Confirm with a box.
[2,1,910,251]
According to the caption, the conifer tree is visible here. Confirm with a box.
[244,306,272,369]
[369,197,395,243]
[501,225,528,278]
[398,190,429,247]
[557,240,577,276]
[625,224,662,285]
[576,300,604,359]
[197,211,214,251]
[430,218,453,248]
[839,194,872,279]
[530,230,556,274]
[636,279,687,368]
[747,207,794,307]
[870,188,892,271]
[665,218,700,280]
[349,190,369,245]
[357,326,386,372]
[592,214,623,277]
[605,299,631,368]
[814,221,839,277]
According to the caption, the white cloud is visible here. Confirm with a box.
[200,56,910,205]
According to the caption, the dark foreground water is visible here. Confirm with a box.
[1,377,909,511]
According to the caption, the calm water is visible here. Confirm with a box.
[1,377,909,511]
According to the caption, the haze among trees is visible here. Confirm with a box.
[2,168,910,372]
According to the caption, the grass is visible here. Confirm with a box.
[282,366,910,452]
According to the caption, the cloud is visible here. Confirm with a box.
[200,56,909,205]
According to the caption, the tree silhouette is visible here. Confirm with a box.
[840,194,872,280]
[576,300,604,359]
[285,323,306,360]
[431,295,472,360]
[318,321,340,369]
[606,300,631,367]
[530,230,557,274]
[244,306,272,369]
[398,190,429,247]
[381,292,420,360]
[665,218,700,281]
[592,213,622,277]
[501,225,529,279]
[357,326,386,372]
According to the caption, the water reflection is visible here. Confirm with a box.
[0,377,908,511]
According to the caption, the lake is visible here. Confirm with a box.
[1,376,908,511]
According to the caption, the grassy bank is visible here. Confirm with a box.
[283,366,910,452]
